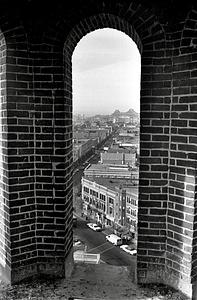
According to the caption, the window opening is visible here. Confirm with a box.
[72,28,140,267]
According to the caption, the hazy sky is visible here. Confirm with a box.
[72,28,141,116]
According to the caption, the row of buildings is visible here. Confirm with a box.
[73,127,112,163]
[79,115,139,241]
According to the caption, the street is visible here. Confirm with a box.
[73,151,101,213]
[73,138,136,273]
[73,218,136,268]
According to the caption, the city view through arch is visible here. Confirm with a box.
[72,28,141,267]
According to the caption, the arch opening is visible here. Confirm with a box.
[70,25,141,269]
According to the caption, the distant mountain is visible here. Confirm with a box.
[111,109,121,116]
[86,108,139,119]
[111,109,139,117]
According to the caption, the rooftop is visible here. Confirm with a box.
[83,176,138,193]
[101,152,123,160]
[85,163,129,171]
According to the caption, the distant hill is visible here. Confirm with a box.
[112,109,121,116]
[111,109,139,117]
[88,108,139,119]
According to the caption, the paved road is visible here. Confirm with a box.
[73,151,101,212]
[73,219,136,268]
[73,137,136,268]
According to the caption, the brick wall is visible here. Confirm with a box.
[0,18,74,282]
[0,0,196,298]
[138,22,169,285]
[167,9,197,296]
[31,42,73,278]
[0,29,10,282]
[5,24,37,282]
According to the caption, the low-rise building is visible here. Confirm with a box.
[123,186,138,234]
[84,164,139,184]
[74,128,110,142]
[100,151,136,167]
[101,145,137,167]
[84,164,132,179]
[81,176,117,226]
[81,176,138,237]
[101,152,123,165]
[73,138,97,162]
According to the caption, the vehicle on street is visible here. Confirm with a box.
[73,215,77,227]
[87,223,102,231]
[121,234,133,243]
[73,238,82,247]
[73,237,85,251]
[106,234,122,246]
[120,244,137,255]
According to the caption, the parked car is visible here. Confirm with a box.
[73,237,85,251]
[73,238,82,247]
[121,234,133,243]
[73,215,77,227]
[87,223,102,231]
[120,244,137,255]
[106,234,122,246]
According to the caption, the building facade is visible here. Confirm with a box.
[81,177,138,237]
[73,138,97,162]
[125,187,138,234]
[81,177,117,227]
[74,128,110,142]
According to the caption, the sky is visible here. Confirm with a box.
[72,28,141,117]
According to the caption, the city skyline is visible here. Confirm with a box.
[72,28,141,117]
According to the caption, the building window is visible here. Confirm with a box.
[100,193,106,201]
[84,195,89,202]
[84,186,89,193]
[109,197,114,205]
[130,198,136,206]
[93,190,98,197]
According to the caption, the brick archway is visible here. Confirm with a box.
[63,13,143,59]
[61,7,196,296]
[63,8,171,290]
[0,2,196,298]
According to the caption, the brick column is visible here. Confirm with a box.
[138,10,197,297]
[30,43,73,280]
[2,34,73,282]
[167,49,197,297]
[137,30,170,288]
[0,30,10,283]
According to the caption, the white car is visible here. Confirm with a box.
[120,244,137,255]
[106,234,122,246]
[73,238,82,247]
[87,223,102,231]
